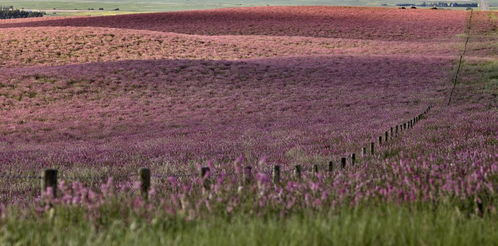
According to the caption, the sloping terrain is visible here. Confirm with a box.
[0,7,467,40]
[0,7,496,205]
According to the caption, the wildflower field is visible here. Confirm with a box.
[0,6,497,245]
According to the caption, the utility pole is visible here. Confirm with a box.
[479,0,489,10]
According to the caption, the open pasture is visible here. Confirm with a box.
[0,7,468,41]
[0,7,473,201]
[0,6,497,245]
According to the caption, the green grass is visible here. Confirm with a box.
[1,203,497,246]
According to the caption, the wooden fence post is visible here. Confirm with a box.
[294,165,302,179]
[41,169,58,197]
[328,161,334,172]
[272,165,281,183]
[200,167,210,189]
[390,127,394,138]
[139,168,151,200]
[341,157,347,169]
[243,166,253,184]
[385,131,389,142]
[313,164,319,174]
[351,153,356,166]
[362,147,367,157]
[378,136,383,145]
[370,142,375,155]
[395,125,399,135]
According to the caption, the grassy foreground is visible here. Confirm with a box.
[1,204,497,246]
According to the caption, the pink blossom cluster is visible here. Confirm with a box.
[0,8,496,212]
[0,6,467,41]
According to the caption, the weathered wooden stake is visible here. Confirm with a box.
[385,131,389,142]
[390,127,394,138]
[370,142,375,154]
[294,165,302,179]
[139,168,151,200]
[201,167,210,177]
[395,125,399,135]
[362,147,367,157]
[351,153,356,166]
[243,166,253,184]
[200,167,210,189]
[272,165,281,183]
[41,169,58,197]
[341,157,347,169]
[313,164,319,174]
[378,136,383,145]
[328,161,334,172]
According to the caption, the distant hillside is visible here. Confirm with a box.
[0,1,496,15]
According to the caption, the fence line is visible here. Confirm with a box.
[1,105,432,199]
[448,8,474,106]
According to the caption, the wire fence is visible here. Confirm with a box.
[448,8,474,105]
[1,105,432,199]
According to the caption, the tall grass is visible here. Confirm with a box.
[1,203,497,246]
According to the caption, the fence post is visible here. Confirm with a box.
[200,167,210,189]
[390,127,394,138]
[395,125,399,135]
[328,161,334,172]
[385,131,389,142]
[243,166,253,184]
[378,136,383,145]
[313,164,319,174]
[294,165,302,179]
[41,169,58,198]
[351,153,356,166]
[139,168,151,200]
[362,147,367,157]
[370,142,375,155]
[272,165,281,184]
[341,157,347,169]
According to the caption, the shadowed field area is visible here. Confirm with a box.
[0,7,496,245]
